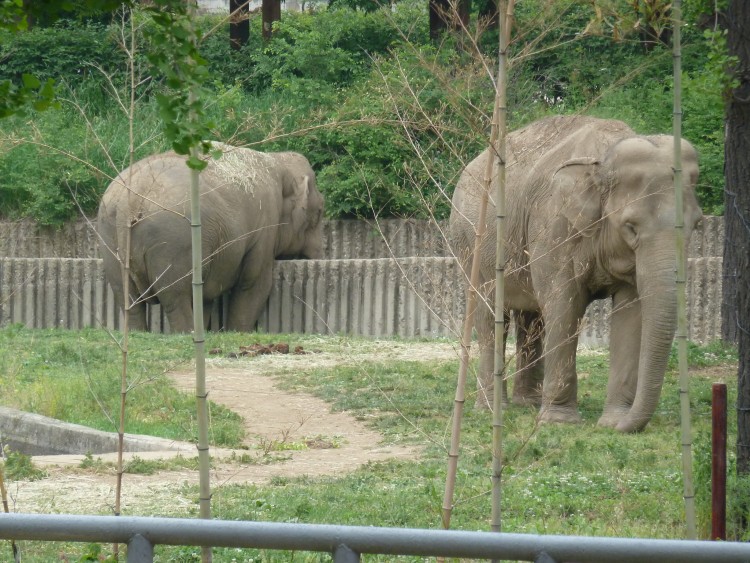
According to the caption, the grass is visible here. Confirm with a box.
[0,327,741,561]
[0,325,329,447]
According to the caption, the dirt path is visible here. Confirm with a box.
[8,340,459,516]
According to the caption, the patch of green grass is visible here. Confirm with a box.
[0,327,317,447]
[2,331,741,562]
[669,340,738,369]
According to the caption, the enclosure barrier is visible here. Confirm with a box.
[2,513,750,563]
[0,217,724,261]
[0,256,725,344]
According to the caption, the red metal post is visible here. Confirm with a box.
[712,383,727,540]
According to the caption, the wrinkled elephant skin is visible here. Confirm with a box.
[450,116,703,433]
[97,143,325,333]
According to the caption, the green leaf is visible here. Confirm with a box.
[186,154,208,171]
[21,74,40,89]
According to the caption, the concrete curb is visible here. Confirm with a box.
[0,406,196,456]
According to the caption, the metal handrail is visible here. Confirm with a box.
[2,513,750,563]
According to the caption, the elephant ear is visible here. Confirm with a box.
[551,157,602,238]
[286,174,311,228]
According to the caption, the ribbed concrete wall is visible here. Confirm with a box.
[578,257,724,346]
[0,216,726,343]
[0,219,454,260]
[0,257,466,338]
[0,216,724,260]
[258,258,463,338]
[0,256,724,344]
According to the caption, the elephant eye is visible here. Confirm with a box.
[623,221,638,245]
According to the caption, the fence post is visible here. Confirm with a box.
[127,533,154,562]
[333,544,360,562]
[712,382,727,540]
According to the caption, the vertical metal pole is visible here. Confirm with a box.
[333,544,360,563]
[127,533,154,563]
[712,383,728,540]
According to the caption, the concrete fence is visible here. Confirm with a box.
[0,217,726,344]
[0,216,726,260]
[0,218,454,260]
[0,255,725,345]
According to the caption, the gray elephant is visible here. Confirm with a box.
[97,142,325,333]
[450,115,702,433]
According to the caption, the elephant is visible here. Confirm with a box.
[449,115,702,433]
[97,142,325,333]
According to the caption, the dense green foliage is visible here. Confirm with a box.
[4,330,740,560]
[0,1,728,224]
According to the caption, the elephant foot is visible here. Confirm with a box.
[538,405,582,425]
[512,386,542,407]
[475,395,491,410]
[597,407,631,429]
[474,395,510,410]
[614,412,650,434]
[474,385,512,410]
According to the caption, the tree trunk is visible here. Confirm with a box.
[479,0,498,30]
[429,0,449,40]
[230,0,250,50]
[725,0,750,475]
[429,0,470,40]
[262,0,281,41]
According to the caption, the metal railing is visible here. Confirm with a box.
[2,513,750,562]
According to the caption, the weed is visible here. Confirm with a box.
[1,446,46,481]
[123,455,200,475]
[78,453,112,473]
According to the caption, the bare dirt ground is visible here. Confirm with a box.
[7,340,460,517]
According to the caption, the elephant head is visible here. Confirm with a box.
[552,135,702,432]
[276,152,325,260]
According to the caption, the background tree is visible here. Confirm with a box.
[262,0,281,39]
[724,0,750,475]
[429,0,470,40]
[230,0,250,48]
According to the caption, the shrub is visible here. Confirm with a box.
[0,20,126,87]
[0,2,729,222]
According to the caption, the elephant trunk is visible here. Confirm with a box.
[616,235,678,433]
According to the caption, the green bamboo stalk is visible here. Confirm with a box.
[441,162,487,532]
[491,0,514,538]
[190,143,212,563]
[442,0,514,533]
[672,0,697,540]
[0,463,19,562]
[114,11,138,558]
[185,4,212,562]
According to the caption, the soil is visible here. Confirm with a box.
[5,340,459,516]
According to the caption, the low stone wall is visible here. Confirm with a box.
[0,216,724,260]
[0,256,724,345]
[0,216,726,344]
[0,406,192,456]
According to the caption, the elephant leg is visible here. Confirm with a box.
[537,293,587,424]
[474,290,494,408]
[598,286,640,428]
[161,293,195,333]
[127,299,148,331]
[138,242,195,333]
[512,310,544,407]
[226,267,274,332]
